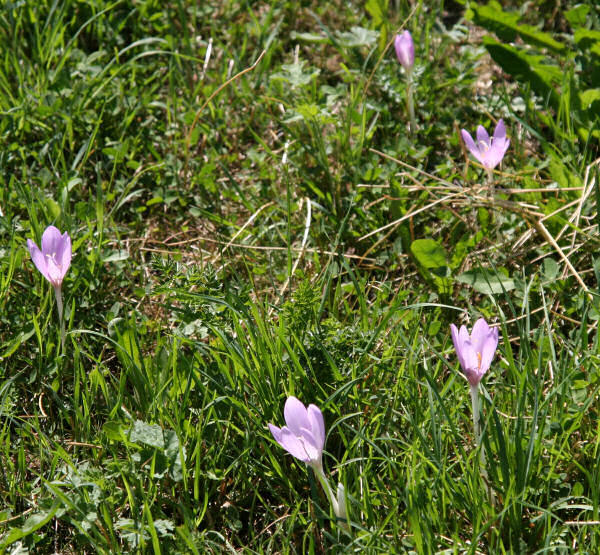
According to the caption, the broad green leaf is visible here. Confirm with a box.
[0,503,60,548]
[411,239,451,295]
[164,430,185,482]
[103,421,127,442]
[542,258,559,281]
[468,1,565,53]
[129,420,164,450]
[456,269,515,294]
[410,239,447,270]
[45,197,61,220]
[579,89,600,110]
[565,4,590,27]
[482,37,560,110]
[574,28,600,51]
[101,249,130,263]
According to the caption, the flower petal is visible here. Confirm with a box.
[476,125,490,146]
[284,396,311,437]
[496,137,510,163]
[464,367,482,387]
[461,341,479,374]
[480,326,499,372]
[450,324,466,370]
[279,427,311,463]
[394,31,415,69]
[268,423,283,444]
[45,260,64,286]
[470,318,490,353]
[462,130,486,166]
[458,325,470,345]
[486,137,509,169]
[307,404,325,451]
[461,130,477,154]
[58,232,72,275]
[493,119,506,141]
[27,239,49,282]
[41,226,64,257]
[450,323,460,350]
[299,427,321,461]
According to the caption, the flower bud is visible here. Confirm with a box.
[394,31,414,70]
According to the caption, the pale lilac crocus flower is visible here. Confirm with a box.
[269,396,348,531]
[450,318,499,388]
[268,396,325,472]
[394,31,414,71]
[394,31,416,135]
[461,119,510,181]
[450,317,499,501]
[27,225,71,350]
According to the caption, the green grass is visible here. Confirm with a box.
[1,0,600,552]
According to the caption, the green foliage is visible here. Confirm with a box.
[1,0,600,552]
[456,267,515,295]
[410,238,451,296]
[467,0,600,147]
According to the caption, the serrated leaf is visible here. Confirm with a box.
[270,61,320,88]
[336,26,379,48]
[153,519,175,538]
[456,269,515,294]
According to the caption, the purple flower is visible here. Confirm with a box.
[450,318,499,387]
[268,396,325,470]
[394,31,414,70]
[27,225,72,290]
[461,119,510,171]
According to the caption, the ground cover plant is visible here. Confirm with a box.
[1,0,600,552]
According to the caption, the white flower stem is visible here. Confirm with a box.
[406,69,416,136]
[313,464,350,533]
[469,384,484,466]
[470,384,495,505]
[54,286,65,353]
[486,169,494,196]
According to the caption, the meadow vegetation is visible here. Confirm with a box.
[1,0,600,552]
